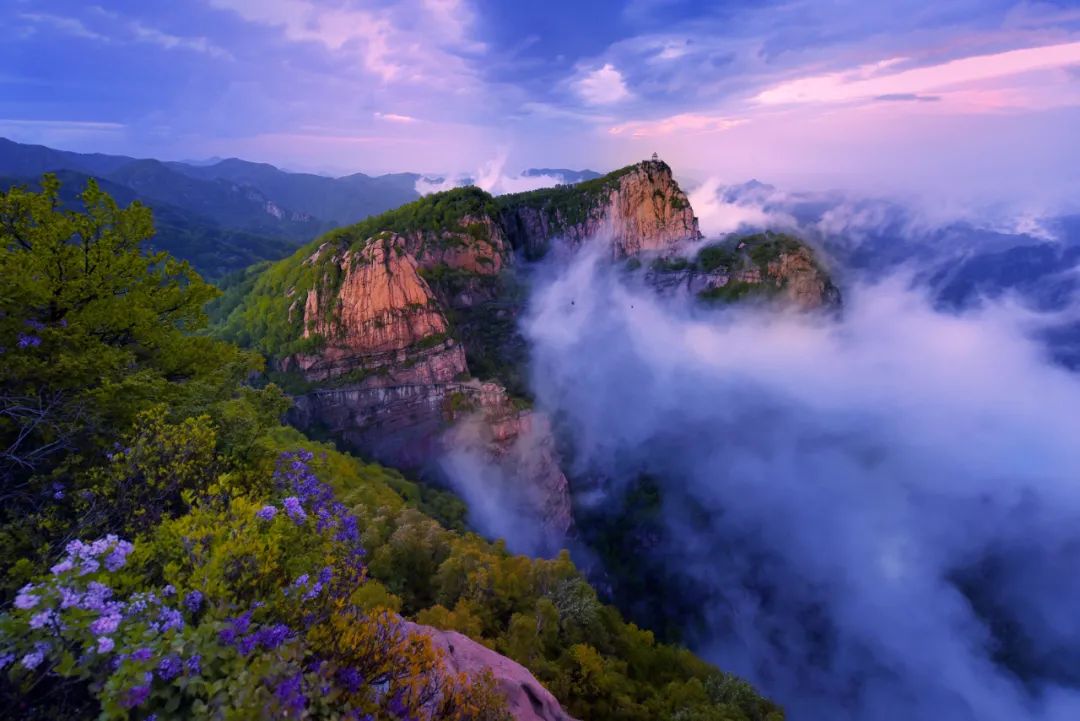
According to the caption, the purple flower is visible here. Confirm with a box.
[58,586,81,608]
[254,624,291,651]
[17,334,41,349]
[96,637,115,654]
[236,635,257,655]
[219,610,252,645]
[90,613,121,636]
[183,590,203,614]
[157,655,182,681]
[274,672,307,715]
[29,609,58,630]
[122,684,151,709]
[50,559,74,575]
[79,559,100,576]
[232,611,252,635]
[161,584,176,597]
[131,647,153,663]
[153,607,183,633]
[51,483,65,500]
[302,582,323,601]
[293,574,310,588]
[80,582,112,612]
[14,585,39,609]
[20,650,44,670]
[104,540,134,572]
[185,654,201,677]
[337,667,364,693]
[256,505,278,521]
[282,496,306,524]
[318,567,333,584]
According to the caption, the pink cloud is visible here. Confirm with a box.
[375,112,419,123]
[608,113,746,137]
[754,41,1080,107]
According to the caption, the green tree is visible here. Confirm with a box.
[0,175,262,590]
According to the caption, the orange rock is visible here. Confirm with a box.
[404,621,578,721]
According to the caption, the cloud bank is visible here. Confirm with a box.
[415,153,568,196]
[518,240,1080,721]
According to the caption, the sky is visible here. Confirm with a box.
[2,0,1079,205]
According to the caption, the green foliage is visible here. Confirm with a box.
[0,170,310,280]
[0,175,265,589]
[0,177,781,721]
[444,273,531,397]
[1,453,509,720]
[355,497,783,721]
[323,185,497,247]
[651,256,692,272]
[698,280,770,304]
[210,186,499,361]
[697,244,737,272]
[496,163,639,242]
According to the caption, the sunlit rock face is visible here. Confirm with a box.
[259,160,840,551]
[647,231,842,312]
[501,160,701,260]
[288,235,463,383]
[405,622,579,721]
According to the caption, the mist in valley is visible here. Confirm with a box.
[439,208,1080,720]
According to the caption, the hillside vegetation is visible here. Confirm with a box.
[0,175,782,720]
[0,138,422,279]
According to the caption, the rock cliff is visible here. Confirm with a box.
[405,622,578,721]
[500,160,701,260]
[217,165,839,557]
[648,231,841,311]
[286,234,465,383]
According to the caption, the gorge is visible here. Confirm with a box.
[213,159,839,555]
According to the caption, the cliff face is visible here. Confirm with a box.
[226,164,840,558]
[648,231,842,311]
[500,160,701,260]
[287,235,464,383]
[441,385,575,540]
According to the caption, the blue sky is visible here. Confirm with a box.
[2,0,1079,205]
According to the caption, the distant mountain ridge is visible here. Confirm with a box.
[522,167,601,183]
[0,137,421,277]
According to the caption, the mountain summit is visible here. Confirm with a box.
[211,159,838,549]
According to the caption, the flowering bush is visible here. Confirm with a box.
[1,452,508,720]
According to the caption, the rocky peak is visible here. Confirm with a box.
[648,231,842,311]
[498,160,701,260]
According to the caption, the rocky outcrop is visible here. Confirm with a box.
[768,246,842,310]
[404,214,509,277]
[405,622,578,721]
[647,232,842,311]
[253,166,840,560]
[287,235,462,383]
[500,160,701,260]
[441,385,574,540]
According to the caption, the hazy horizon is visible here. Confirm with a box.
[2,1,1078,209]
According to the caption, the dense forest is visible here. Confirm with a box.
[0,176,781,719]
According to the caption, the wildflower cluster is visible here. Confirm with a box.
[0,535,204,716]
[271,450,366,588]
[0,452,503,720]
